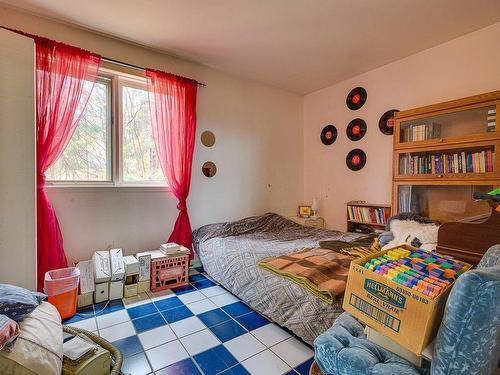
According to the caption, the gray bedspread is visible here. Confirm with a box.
[192,213,361,344]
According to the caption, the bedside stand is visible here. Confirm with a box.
[289,216,325,229]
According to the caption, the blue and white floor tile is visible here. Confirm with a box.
[64,272,314,375]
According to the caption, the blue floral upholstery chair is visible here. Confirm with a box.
[314,245,500,375]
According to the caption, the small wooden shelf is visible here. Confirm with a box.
[347,220,386,227]
[346,202,391,234]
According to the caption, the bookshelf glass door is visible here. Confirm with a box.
[396,184,494,222]
[398,105,496,145]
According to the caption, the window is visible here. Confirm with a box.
[121,85,163,183]
[47,68,166,187]
[47,79,111,182]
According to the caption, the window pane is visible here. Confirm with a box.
[47,81,110,181]
[122,85,164,182]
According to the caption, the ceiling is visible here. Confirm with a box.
[2,0,500,94]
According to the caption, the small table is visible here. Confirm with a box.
[289,216,325,229]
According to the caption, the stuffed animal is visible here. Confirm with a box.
[380,213,440,252]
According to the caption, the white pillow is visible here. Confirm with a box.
[0,302,63,375]
[381,219,439,252]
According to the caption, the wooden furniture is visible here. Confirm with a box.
[309,361,323,375]
[392,90,500,223]
[346,201,391,234]
[289,216,325,229]
[437,208,500,265]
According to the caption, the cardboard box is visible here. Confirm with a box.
[94,282,109,303]
[136,252,151,282]
[137,280,150,294]
[109,248,125,281]
[77,292,93,308]
[92,251,111,283]
[76,260,95,294]
[124,283,138,298]
[149,249,166,260]
[123,255,139,275]
[342,246,471,355]
[109,280,123,300]
[124,273,139,285]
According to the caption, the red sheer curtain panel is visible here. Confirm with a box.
[145,69,198,258]
[35,37,101,291]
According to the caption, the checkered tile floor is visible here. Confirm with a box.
[63,272,314,375]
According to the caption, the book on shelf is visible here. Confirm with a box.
[401,122,441,142]
[399,149,494,175]
[398,186,420,215]
[487,108,496,132]
[347,205,388,225]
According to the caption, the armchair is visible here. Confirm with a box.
[313,245,500,375]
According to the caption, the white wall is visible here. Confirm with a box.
[0,7,304,264]
[0,29,36,289]
[304,22,500,231]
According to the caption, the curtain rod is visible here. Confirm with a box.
[0,25,206,87]
[103,56,206,87]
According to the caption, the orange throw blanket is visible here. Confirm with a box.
[258,248,353,304]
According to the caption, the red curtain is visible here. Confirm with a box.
[35,37,101,291]
[145,69,198,258]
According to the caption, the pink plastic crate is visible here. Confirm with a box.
[151,254,189,292]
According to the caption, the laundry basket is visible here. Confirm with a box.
[44,267,80,320]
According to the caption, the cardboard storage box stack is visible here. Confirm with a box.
[123,255,139,298]
[136,252,151,293]
[109,248,125,300]
[92,251,111,303]
[76,260,94,308]
[342,245,471,355]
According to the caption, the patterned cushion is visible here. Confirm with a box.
[431,263,500,375]
[0,284,46,322]
[314,313,423,375]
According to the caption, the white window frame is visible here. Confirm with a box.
[46,65,168,191]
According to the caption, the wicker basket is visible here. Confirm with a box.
[63,326,122,375]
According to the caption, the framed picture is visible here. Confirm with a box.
[298,205,312,218]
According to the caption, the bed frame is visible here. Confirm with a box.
[436,208,500,265]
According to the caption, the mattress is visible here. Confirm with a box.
[193,213,361,344]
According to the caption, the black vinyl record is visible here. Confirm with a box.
[346,119,367,141]
[379,109,400,135]
[320,125,337,145]
[346,149,367,171]
[346,87,367,110]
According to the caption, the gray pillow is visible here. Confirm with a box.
[0,284,47,322]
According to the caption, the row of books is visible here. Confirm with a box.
[401,122,442,142]
[347,206,388,225]
[398,186,420,214]
[488,109,496,132]
[399,149,495,175]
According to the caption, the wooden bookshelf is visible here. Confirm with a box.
[346,201,391,234]
[392,90,500,223]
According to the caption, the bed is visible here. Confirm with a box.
[192,212,361,344]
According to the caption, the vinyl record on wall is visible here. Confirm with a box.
[346,118,367,141]
[320,125,338,145]
[346,87,367,110]
[379,109,400,135]
[346,149,367,171]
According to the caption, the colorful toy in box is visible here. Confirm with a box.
[363,248,470,298]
